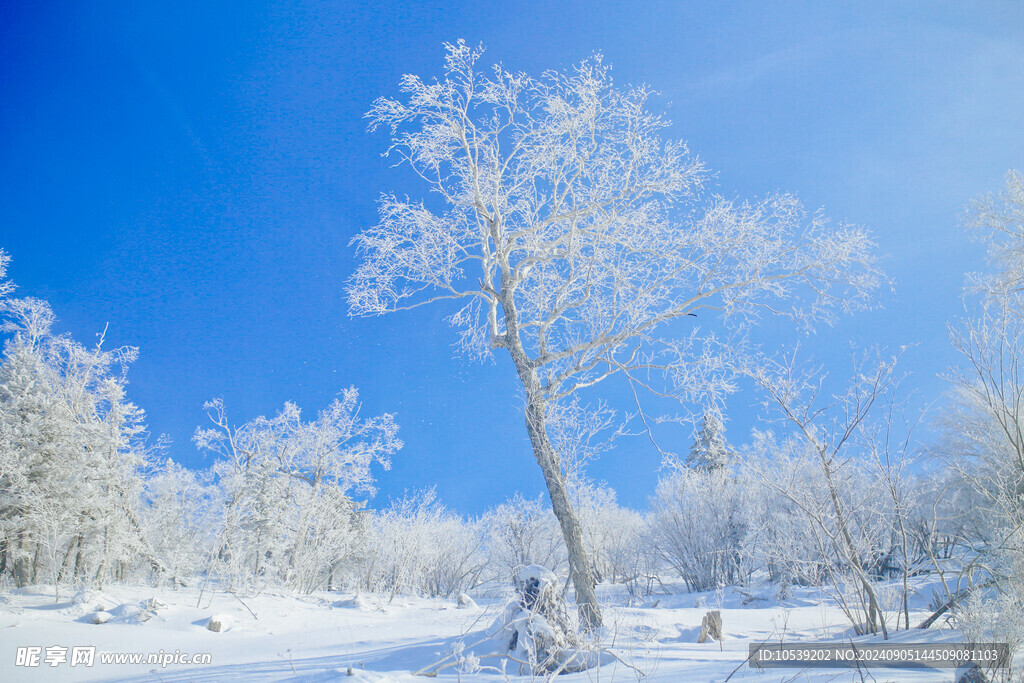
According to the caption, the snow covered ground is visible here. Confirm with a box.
[0,580,986,682]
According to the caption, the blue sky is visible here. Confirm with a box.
[2,1,1023,514]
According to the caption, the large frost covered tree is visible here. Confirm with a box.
[347,42,880,627]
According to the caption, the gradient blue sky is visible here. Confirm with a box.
[2,1,1023,513]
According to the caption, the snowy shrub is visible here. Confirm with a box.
[353,488,486,599]
[141,459,217,587]
[741,448,831,587]
[904,467,975,571]
[957,589,1024,681]
[650,467,754,592]
[751,490,830,587]
[482,493,567,581]
[744,428,916,635]
[489,565,596,674]
[571,482,646,584]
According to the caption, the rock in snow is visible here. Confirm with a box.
[207,614,230,632]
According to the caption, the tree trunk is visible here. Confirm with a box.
[30,543,41,584]
[523,391,602,629]
[823,458,888,638]
[56,535,77,583]
[497,257,603,629]
[13,551,30,587]
[74,536,85,580]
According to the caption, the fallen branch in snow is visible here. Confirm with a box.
[916,580,996,629]
[415,644,639,679]
[414,638,630,678]
[602,648,647,678]
[725,636,774,682]
[735,589,768,605]
[413,649,532,678]
[229,590,259,620]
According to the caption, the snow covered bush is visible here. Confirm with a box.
[194,390,400,593]
[649,466,755,592]
[570,481,646,585]
[903,466,976,573]
[141,459,217,587]
[744,422,910,635]
[957,588,1024,681]
[745,348,941,636]
[489,565,596,674]
[482,493,567,581]
[741,442,831,587]
[353,488,486,599]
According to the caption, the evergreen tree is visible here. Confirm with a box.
[686,411,734,470]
